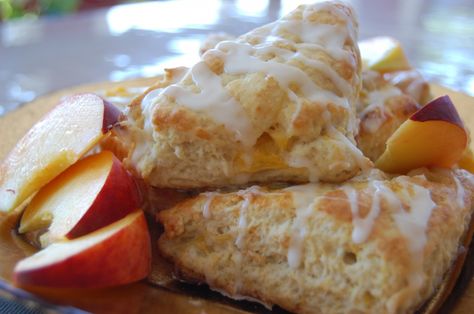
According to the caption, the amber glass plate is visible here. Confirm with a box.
[1,79,474,314]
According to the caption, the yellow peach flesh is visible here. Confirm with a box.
[359,37,411,73]
[19,153,113,236]
[0,94,119,212]
[19,151,139,247]
[14,211,151,288]
[375,120,467,173]
[458,148,474,173]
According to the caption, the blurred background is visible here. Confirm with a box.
[0,0,473,115]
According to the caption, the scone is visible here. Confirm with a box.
[157,168,474,314]
[356,70,422,161]
[122,1,371,189]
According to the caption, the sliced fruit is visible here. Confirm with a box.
[14,211,151,288]
[0,94,122,212]
[458,148,474,173]
[375,95,468,173]
[359,37,411,73]
[19,151,140,247]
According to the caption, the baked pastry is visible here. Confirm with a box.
[356,70,421,161]
[384,69,431,106]
[157,168,474,314]
[186,39,427,165]
[122,1,371,189]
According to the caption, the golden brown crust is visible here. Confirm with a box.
[157,169,474,314]
[128,67,189,125]
[122,2,369,189]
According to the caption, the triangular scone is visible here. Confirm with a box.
[124,1,370,189]
[157,168,474,314]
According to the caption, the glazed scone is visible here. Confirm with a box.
[356,70,421,161]
[123,1,370,189]
[157,168,474,314]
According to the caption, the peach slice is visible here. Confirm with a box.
[375,95,468,173]
[19,151,140,247]
[14,211,151,288]
[458,148,474,174]
[0,93,121,213]
[359,37,411,73]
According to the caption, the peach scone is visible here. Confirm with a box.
[158,168,474,314]
[121,1,371,189]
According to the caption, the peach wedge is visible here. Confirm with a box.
[19,151,140,247]
[375,95,468,173]
[458,148,474,173]
[0,94,121,212]
[14,211,151,288]
[359,36,411,73]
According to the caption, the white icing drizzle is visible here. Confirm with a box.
[343,181,403,244]
[393,180,435,253]
[284,184,320,268]
[327,125,372,171]
[141,88,163,133]
[386,70,427,103]
[360,87,402,133]
[217,41,348,108]
[341,186,360,241]
[235,186,261,249]
[232,186,261,294]
[201,192,217,219]
[275,20,350,61]
[387,177,436,312]
[236,194,251,249]
[350,181,384,243]
[362,114,385,134]
[255,43,352,98]
[163,62,258,147]
[452,174,465,208]
[341,178,435,312]
[287,154,321,182]
[137,2,360,181]
[296,52,352,96]
[367,87,402,107]
[288,90,303,132]
[310,1,358,42]
[154,2,354,145]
